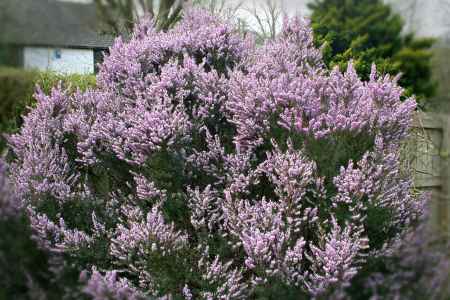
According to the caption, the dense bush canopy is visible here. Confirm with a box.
[1,9,448,299]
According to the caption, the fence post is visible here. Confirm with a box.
[439,115,450,234]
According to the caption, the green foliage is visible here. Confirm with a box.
[0,68,37,139]
[0,213,87,300]
[0,67,96,151]
[308,0,437,105]
[0,214,50,300]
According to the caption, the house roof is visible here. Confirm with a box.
[0,0,114,49]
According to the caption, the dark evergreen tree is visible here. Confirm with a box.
[308,0,436,105]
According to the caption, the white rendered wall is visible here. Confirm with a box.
[23,47,94,74]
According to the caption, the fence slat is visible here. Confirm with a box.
[413,112,443,129]
[415,177,442,188]
[439,115,450,233]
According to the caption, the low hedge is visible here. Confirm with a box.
[0,67,96,151]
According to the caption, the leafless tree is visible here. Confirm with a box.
[193,0,238,17]
[248,0,282,41]
[94,0,188,35]
[189,0,250,36]
[193,0,247,31]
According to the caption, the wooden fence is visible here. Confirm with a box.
[412,112,450,233]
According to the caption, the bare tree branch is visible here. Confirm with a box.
[94,0,187,35]
[247,0,282,42]
[192,0,243,20]
[192,0,248,34]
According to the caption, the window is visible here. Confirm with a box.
[54,49,62,59]
[94,49,108,73]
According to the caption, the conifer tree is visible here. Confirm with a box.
[308,0,436,105]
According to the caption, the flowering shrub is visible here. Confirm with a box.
[4,9,448,299]
[0,159,66,299]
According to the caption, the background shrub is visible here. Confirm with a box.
[0,67,96,151]
[0,68,38,140]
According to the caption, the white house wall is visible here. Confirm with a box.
[23,47,94,74]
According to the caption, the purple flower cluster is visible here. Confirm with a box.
[80,267,144,300]
[5,8,447,299]
[366,205,450,300]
